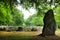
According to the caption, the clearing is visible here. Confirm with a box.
[0,29,60,40]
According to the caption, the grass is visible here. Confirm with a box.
[33,29,60,40]
[0,29,60,40]
[0,31,41,40]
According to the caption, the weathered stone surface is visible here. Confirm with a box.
[40,9,56,36]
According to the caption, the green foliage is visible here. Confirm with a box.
[0,2,12,25]
[25,13,44,26]
[0,1,24,26]
[0,0,60,27]
[19,0,60,12]
[11,8,24,26]
[55,6,60,28]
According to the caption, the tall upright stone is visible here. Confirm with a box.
[41,9,56,36]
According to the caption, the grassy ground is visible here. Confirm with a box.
[33,29,60,40]
[55,29,60,36]
[0,31,41,40]
[0,29,60,40]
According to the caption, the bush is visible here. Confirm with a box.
[31,28,37,31]
[16,27,23,31]
[23,27,32,32]
[0,27,6,31]
[6,27,16,32]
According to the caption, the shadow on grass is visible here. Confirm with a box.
[0,31,60,40]
[0,35,60,40]
[32,35,60,40]
[0,36,34,40]
[0,32,35,40]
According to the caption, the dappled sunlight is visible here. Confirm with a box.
[32,29,60,40]
[0,31,41,36]
[55,29,60,36]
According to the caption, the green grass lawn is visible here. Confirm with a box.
[0,31,40,40]
[0,35,33,40]
[0,29,60,40]
[0,34,33,40]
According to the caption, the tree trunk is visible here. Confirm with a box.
[39,9,56,36]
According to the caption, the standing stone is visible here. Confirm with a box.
[40,9,56,36]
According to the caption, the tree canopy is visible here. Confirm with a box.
[0,0,60,27]
[19,0,60,12]
[0,0,24,26]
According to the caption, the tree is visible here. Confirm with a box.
[0,0,16,25]
[0,0,24,26]
[0,2,12,25]
[25,14,44,26]
[55,6,60,28]
[11,8,24,26]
